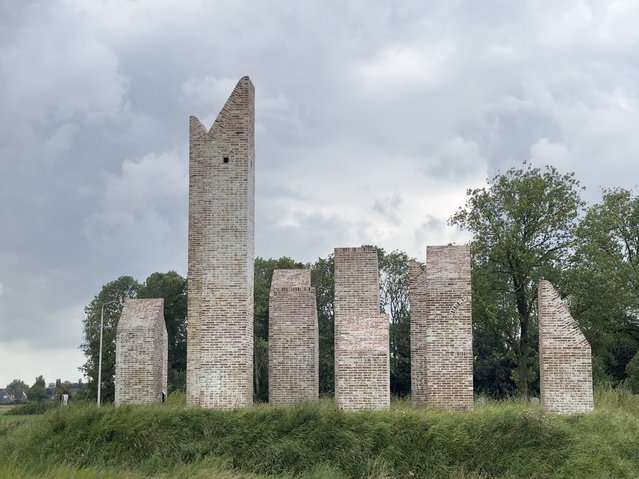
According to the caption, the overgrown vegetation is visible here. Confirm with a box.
[1,388,638,478]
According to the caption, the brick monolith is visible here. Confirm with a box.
[334,246,389,411]
[410,245,473,410]
[115,298,167,405]
[268,269,319,405]
[186,76,255,408]
[538,280,594,414]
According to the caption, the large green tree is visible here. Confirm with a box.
[5,379,27,392]
[568,187,639,384]
[28,375,48,402]
[138,271,188,391]
[450,165,584,396]
[80,276,140,402]
[379,249,410,396]
[311,254,335,395]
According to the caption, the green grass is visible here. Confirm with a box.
[0,404,15,414]
[0,388,637,478]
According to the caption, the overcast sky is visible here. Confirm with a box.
[1,0,638,388]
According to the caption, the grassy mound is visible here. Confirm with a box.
[1,389,638,478]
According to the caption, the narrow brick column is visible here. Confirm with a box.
[268,269,319,405]
[334,246,389,411]
[410,245,473,410]
[186,76,255,408]
[115,298,167,405]
[538,280,593,414]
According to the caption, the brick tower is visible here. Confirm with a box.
[334,246,390,411]
[115,298,167,405]
[186,76,255,408]
[410,245,473,410]
[538,280,593,414]
[268,269,319,405]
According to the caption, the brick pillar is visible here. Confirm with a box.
[186,76,255,408]
[538,280,593,414]
[334,246,389,411]
[410,245,473,410]
[115,299,167,405]
[268,269,319,405]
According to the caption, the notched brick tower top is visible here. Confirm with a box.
[538,280,593,414]
[115,299,167,406]
[187,76,255,408]
[410,245,473,410]
[268,269,319,405]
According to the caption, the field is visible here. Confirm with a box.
[1,388,638,478]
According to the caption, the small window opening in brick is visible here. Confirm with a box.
[223,156,229,163]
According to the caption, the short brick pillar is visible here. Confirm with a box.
[334,246,389,411]
[410,245,473,410]
[268,269,319,405]
[538,280,594,414]
[115,298,167,405]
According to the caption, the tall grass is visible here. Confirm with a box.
[0,388,637,478]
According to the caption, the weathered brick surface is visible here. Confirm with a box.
[268,269,319,405]
[334,246,390,411]
[410,245,473,410]
[115,299,167,405]
[186,76,255,408]
[538,280,593,414]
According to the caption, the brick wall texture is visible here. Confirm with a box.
[268,269,319,405]
[334,246,390,411]
[186,76,255,408]
[538,280,594,414]
[115,299,167,405]
[410,245,473,410]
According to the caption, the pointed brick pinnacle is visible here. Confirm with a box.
[189,76,255,140]
[189,116,209,140]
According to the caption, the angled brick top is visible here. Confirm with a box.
[118,299,164,329]
[189,76,255,144]
[272,269,311,289]
[538,280,590,347]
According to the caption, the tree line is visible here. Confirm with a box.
[80,164,639,402]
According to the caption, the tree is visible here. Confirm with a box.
[6,379,27,392]
[253,257,305,401]
[379,250,411,396]
[28,375,48,401]
[568,188,639,384]
[450,165,584,396]
[138,271,188,391]
[80,276,140,402]
[311,254,335,395]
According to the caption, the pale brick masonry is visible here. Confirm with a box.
[186,76,255,408]
[268,269,319,405]
[334,246,390,411]
[410,245,473,410]
[115,298,167,405]
[538,280,594,414]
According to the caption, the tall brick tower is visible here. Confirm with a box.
[187,76,255,408]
